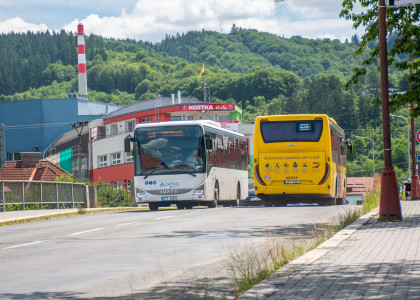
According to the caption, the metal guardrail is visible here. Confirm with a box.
[0,180,88,211]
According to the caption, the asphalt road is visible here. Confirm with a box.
[0,205,356,299]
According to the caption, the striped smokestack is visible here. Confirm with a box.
[77,23,88,97]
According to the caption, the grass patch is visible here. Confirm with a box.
[229,179,381,297]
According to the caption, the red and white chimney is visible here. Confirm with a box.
[77,23,88,97]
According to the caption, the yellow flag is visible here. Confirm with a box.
[198,64,205,77]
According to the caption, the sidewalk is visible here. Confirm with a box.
[241,200,420,299]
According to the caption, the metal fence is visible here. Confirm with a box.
[0,180,88,211]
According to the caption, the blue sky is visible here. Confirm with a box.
[0,0,364,43]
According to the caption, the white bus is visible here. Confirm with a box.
[124,120,248,210]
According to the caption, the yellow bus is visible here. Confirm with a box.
[253,114,352,206]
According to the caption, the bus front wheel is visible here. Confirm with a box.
[231,184,240,207]
[208,182,219,208]
[149,203,159,211]
[176,203,185,209]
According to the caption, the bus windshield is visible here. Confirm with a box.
[260,120,323,143]
[134,125,205,176]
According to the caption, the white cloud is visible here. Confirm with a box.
[0,17,48,33]
[284,0,345,19]
[62,0,277,42]
[0,0,361,43]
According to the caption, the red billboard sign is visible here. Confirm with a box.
[180,104,235,111]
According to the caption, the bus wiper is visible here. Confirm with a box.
[184,171,197,177]
[173,165,197,177]
[144,163,168,179]
[144,167,159,179]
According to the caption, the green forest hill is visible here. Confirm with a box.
[0,27,414,183]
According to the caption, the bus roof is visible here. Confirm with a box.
[256,114,341,130]
[134,120,244,137]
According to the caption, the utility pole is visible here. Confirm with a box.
[71,121,89,180]
[378,0,402,220]
[409,44,420,199]
[203,81,210,103]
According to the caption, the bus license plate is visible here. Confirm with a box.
[284,180,300,184]
[162,196,177,201]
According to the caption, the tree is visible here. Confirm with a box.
[340,1,419,115]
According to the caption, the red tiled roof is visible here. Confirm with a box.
[0,160,73,181]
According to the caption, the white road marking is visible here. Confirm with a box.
[68,228,105,236]
[154,216,174,220]
[116,222,139,227]
[3,240,46,250]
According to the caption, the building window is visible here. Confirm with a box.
[110,124,118,136]
[186,116,194,120]
[206,115,214,120]
[98,155,108,168]
[171,116,182,121]
[126,120,135,132]
[114,181,123,190]
[111,152,122,165]
[141,118,152,123]
[90,126,106,141]
[125,150,133,163]
[7,152,21,161]
[218,114,230,121]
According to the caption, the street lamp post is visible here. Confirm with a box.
[389,114,410,178]
[352,135,375,177]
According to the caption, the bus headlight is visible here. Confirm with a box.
[136,187,146,197]
[193,184,204,195]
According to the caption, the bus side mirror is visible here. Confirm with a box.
[124,134,133,152]
[346,139,353,155]
[205,137,213,150]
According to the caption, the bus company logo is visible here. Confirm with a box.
[160,189,178,194]
[145,181,157,185]
[312,162,320,168]
[160,181,180,188]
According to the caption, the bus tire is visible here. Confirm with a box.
[149,203,159,211]
[231,184,241,207]
[208,181,219,208]
[176,203,185,209]
[185,203,194,209]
